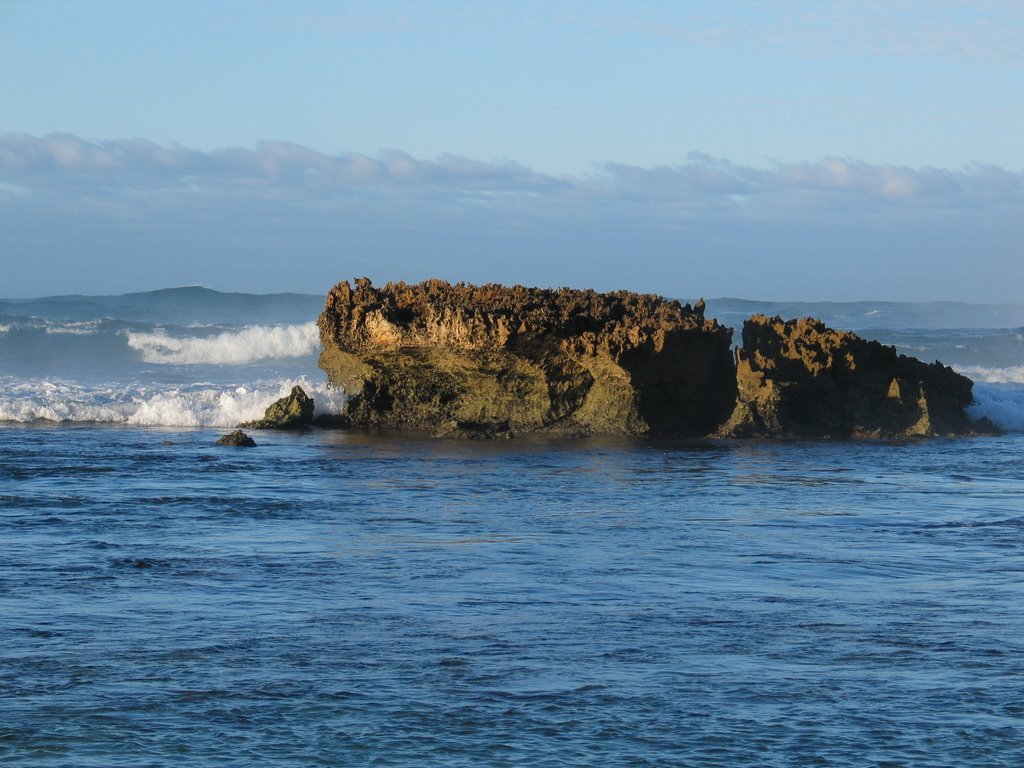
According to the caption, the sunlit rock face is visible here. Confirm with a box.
[318,280,993,439]
[717,315,994,438]
[317,278,737,437]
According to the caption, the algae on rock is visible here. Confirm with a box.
[242,385,315,429]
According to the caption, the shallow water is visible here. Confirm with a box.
[3,426,1022,766]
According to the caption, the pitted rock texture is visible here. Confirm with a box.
[717,315,993,438]
[317,278,736,436]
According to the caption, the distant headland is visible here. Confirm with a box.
[315,278,998,439]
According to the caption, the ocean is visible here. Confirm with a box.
[2,288,1023,766]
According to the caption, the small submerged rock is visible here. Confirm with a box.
[216,429,257,447]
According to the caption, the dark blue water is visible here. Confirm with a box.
[3,426,1022,766]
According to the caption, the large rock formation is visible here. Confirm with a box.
[717,315,995,438]
[317,279,994,439]
[317,278,736,436]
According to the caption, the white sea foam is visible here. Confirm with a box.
[43,320,104,335]
[949,365,1024,432]
[0,324,10,334]
[0,377,347,427]
[956,365,1024,385]
[968,382,1024,432]
[125,323,319,365]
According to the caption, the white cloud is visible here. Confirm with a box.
[1,133,1021,301]
[0,134,568,197]
[4,133,1019,213]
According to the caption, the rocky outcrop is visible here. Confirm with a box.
[217,429,257,447]
[242,386,314,429]
[717,315,996,438]
[316,280,993,439]
[317,278,736,436]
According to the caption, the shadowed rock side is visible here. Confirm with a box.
[217,430,257,447]
[317,280,994,439]
[317,278,737,436]
[718,315,998,438]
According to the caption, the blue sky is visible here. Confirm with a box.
[1,0,1022,301]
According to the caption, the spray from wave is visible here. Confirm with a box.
[0,377,347,427]
[967,384,1024,433]
[125,323,320,365]
[956,365,1024,385]
[943,365,1024,432]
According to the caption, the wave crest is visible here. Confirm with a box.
[125,323,319,365]
[957,365,1024,385]
[0,378,347,427]
[968,383,1024,433]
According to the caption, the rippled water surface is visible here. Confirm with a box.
[2,427,1023,766]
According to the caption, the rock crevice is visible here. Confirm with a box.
[317,278,736,436]
[717,315,989,438]
[317,279,994,439]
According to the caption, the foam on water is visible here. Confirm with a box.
[0,377,347,427]
[952,365,1024,432]
[125,323,319,365]
[968,383,1024,432]
[957,364,1024,385]
[43,320,104,335]
[3,288,1023,433]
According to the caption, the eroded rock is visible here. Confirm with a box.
[717,315,996,438]
[317,278,736,436]
[315,280,994,440]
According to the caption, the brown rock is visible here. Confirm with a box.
[717,315,996,438]
[315,280,995,440]
[242,385,314,429]
[216,430,257,447]
[317,278,735,436]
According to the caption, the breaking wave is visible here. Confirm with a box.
[948,365,1024,432]
[125,323,319,365]
[956,365,1024,385]
[44,320,104,335]
[968,383,1024,433]
[0,377,347,427]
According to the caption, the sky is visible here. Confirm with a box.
[1,0,1022,301]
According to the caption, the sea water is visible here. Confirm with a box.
[2,289,1023,766]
